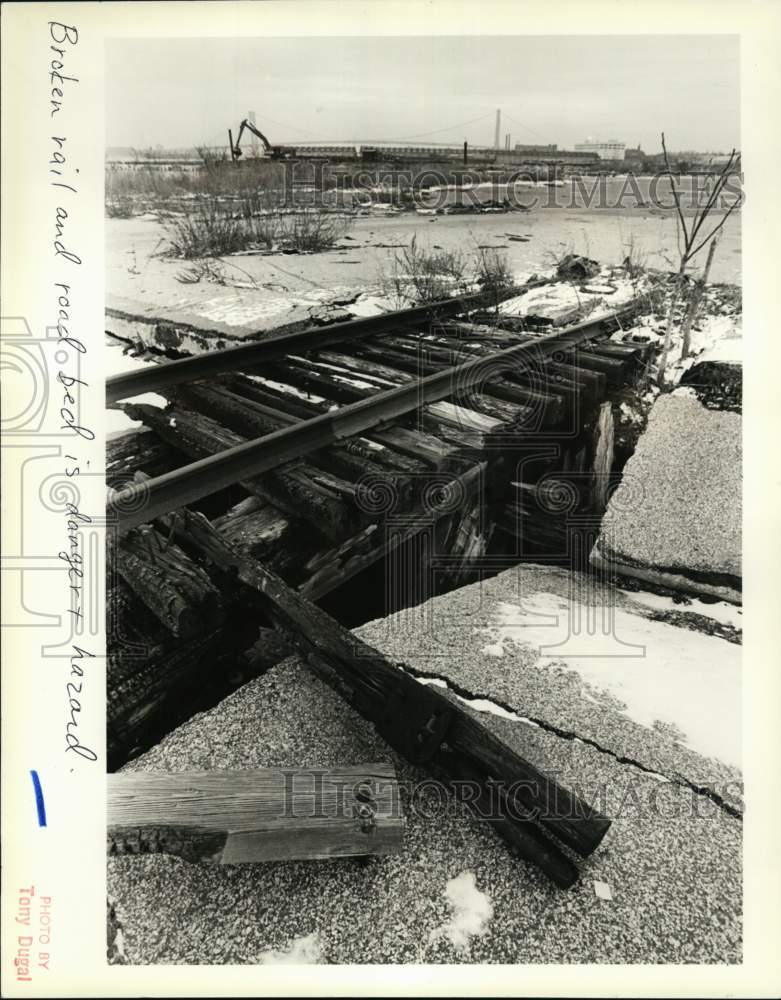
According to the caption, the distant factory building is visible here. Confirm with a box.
[574,138,626,160]
[514,143,558,153]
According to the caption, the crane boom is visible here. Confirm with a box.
[230,118,293,161]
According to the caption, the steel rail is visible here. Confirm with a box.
[108,305,635,534]
[106,287,535,405]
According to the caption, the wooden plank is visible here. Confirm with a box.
[312,350,414,386]
[392,334,567,424]
[222,372,475,470]
[212,497,292,560]
[107,765,403,863]
[264,358,384,404]
[221,374,439,473]
[569,347,630,384]
[109,306,638,533]
[223,374,324,420]
[434,319,529,346]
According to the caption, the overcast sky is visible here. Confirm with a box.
[106,35,739,152]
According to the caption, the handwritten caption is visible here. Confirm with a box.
[48,20,97,765]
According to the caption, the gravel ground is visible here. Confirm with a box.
[108,568,742,965]
[595,392,741,587]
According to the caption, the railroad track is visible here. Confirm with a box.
[106,287,648,767]
[108,289,641,529]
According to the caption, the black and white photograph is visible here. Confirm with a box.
[103,29,745,966]
[2,1,780,994]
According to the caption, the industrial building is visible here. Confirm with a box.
[574,139,626,160]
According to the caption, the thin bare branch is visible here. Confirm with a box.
[661,132,689,247]
[686,150,739,252]
[687,194,742,261]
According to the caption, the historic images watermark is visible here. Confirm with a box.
[278,769,743,824]
[272,161,744,214]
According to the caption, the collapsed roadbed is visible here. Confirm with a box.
[105,256,743,964]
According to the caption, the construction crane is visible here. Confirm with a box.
[229,118,296,162]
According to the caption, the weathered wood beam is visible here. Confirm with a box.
[434,319,528,346]
[545,362,606,405]
[108,622,261,769]
[107,428,185,490]
[116,526,225,638]
[176,382,410,490]
[568,347,630,385]
[212,496,292,561]
[107,765,404,863]
[341,343,537,435]
[161,509,611,884]
[222,374,323,420]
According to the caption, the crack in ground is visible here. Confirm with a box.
[403,664,743,821]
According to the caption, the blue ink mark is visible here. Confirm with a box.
[30,770,47,827]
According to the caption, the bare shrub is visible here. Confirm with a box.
[243,208,353,253]
[161,197,353,258]
[621,237,648,279]
[174,259,228,285]
[161,201,247,258]
[104,155,288,217]
[273,212,353,252]
[381,237,515,306]
[382,236,471,304]
[657,133,741,382]
[473,246,513,300]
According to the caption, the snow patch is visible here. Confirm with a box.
[192,294,293,325]
[415,675,539,727]
[644,309,742,386]
[245,374,325,403]
[499,282,585,320]
[478,594,741,768]
[671,386,700,401]
[429,872,493,953]
[348,293,395,318]
[621,588,742,629]
[106,344,169,434]
[259,932,323,965]
[499,275,640,323]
